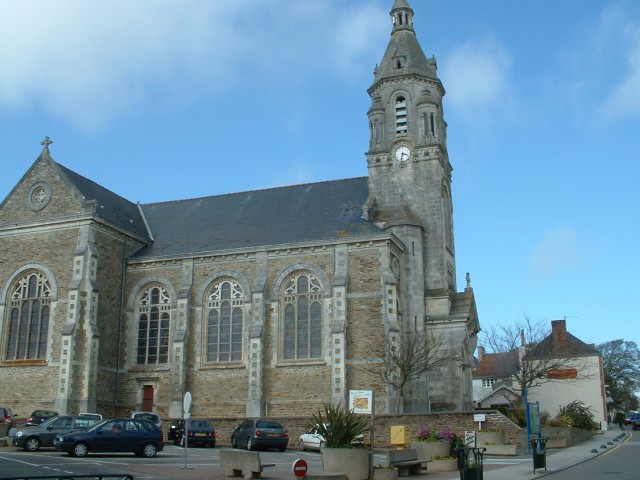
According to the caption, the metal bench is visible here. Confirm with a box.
[220,449,276,479]
[385,448,431,476]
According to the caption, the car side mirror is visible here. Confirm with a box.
[46,426,53,431]
[96,428,103,434]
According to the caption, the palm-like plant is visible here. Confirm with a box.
[312,403,370,448]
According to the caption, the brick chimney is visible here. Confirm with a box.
[551,319,568,352]
[477,346,485,361]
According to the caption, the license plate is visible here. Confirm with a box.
[195,433,206,437]
[268,432,280,437]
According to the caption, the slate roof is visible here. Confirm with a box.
[54,161,151,242]
[527,327,599,358]
[134,177,386,259]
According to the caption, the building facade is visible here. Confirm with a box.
[0,0,479,420]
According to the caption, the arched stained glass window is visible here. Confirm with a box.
[206,280,244,362]
[283,273,322,360]
[137,286,170,365]
[6,271,51,360]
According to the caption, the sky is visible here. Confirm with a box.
[1,0,638,351]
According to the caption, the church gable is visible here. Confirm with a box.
[0,147,87,227]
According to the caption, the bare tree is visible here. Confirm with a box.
[480,314,592,409]
[365,330,460,413]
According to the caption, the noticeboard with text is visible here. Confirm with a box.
[349,390,373,414]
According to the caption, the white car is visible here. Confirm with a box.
[298,426,326,451]
[298,426,365,451]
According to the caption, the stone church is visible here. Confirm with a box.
[0,0,479,420]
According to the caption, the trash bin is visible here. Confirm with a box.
[530,437,548,472]
[455,446,485,480]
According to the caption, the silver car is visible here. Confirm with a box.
[12,415,99,451]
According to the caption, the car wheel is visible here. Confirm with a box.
[231,435,238,449]
[298,439,306,451]
[73,442,89,458]
[247,436,254,451]
[142,442,158,458]
[25,437,41,452]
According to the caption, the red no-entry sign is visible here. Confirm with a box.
[292,458,308,478]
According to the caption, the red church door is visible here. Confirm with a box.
[142,385,154,412]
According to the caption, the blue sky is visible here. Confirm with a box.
[1,1,638,350]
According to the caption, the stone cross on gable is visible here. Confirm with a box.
[41,136,53,151]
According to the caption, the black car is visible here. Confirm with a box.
[12,415,98,451]
[54,417,164,458]
[231,419,288,451]
[170,418,216,447]
[25,409,59,427]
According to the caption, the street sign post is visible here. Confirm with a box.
[183,392,192,469]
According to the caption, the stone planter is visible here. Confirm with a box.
[482,444,516,456]
[546,438,567,448]
[373,467,398,480]
[412,440,451,460]
[476,431,505,446]
[429,458,458,472]
[322,448,370,480]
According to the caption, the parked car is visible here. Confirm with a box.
[0,405,15,430]
[25,410,59,427]
[231,419,288,451]
[298,424,365,451]
[12,415,99,451]
[632,412,640,430]
[53,417,164,458]
[130,411,162,428]
[625,411,637,425]
[171,418,216,447]
[298,425,325,451]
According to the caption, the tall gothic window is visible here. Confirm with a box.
[395,96,407,135]
[283,273,322,360]
[137,286,170,365]
[5,271,51,360]
[206,280,244,362]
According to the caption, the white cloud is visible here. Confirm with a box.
[528,226,584,280]
[439,38,512,116]
[0,0,384,130]
[596,6,640,119]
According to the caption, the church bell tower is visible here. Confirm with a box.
[365,0,474,411]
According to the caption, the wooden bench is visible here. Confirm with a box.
[220,449,276,479]
[385,448,431,476]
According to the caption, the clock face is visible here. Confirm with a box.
[395,145,411,162]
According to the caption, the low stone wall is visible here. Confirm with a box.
[195,409,522,450]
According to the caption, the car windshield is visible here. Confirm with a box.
[38,416,61,428]
[190,419,211,428]
[256,421,282,429]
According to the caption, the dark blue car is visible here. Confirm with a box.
[54,417,164,458]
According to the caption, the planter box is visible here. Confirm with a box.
[429,459,458,472]
[482,444,516,456]
[322,448,370,480]
[546,438,567,448]
[411,441,450,462]
[476,431,505,446]
[373,468,398,480]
